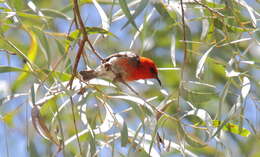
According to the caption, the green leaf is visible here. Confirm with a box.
[89,130,97,156]
[12,27,38,92]
[31,106,59,145]
[68,27,116,40]
[178,122,207,148]
[118,0,139,30]
[109,95,153,121]
[148,122,159,155]
[38,94,59,117]
[216,79,231,120]
[154,3,176,24]
[85,27,115,36]
[0,66,28,73]
[31,85,36,105]
[213,120,251,137]
[154,2,192,52]
[16,12,50,26]
[121,120,128,147]
[32,27,51,65]
[42,69,71,82]
[0,37,19,55]
[205,1,225,9]
[214,19,255,32]
[127,123,143,155]
[54,38,67,57]
[122,0,148,29]
[196,45,216,79]
[2,106,21,126]
[8,0,26,11]
[92,0,109,31]
[41,8,72,20]
[60,0,117,13]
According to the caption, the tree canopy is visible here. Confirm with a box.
[1,0,260,156]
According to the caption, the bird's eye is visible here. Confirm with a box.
[150,67,156,74]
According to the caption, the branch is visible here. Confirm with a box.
[180,0,187,65]
[69,0,104,88]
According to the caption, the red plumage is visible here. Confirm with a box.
[79,51,161,85]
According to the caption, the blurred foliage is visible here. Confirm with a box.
[1,0,260,157]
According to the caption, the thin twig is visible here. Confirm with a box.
[177,0,188,112]
[68,1,87,156]
[180,0,187,65]
[69,96,83,156]
[73,0,103,62]
[67,1,105,155]
[193,0,224,17]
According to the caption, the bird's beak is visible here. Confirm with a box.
[155,76,162,86]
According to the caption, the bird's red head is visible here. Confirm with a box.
[126,56,161,86]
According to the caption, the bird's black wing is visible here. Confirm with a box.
[103,51,139,64]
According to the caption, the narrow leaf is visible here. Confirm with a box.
[109,95,154,115]
[178,122,206,148]
[213,95,242,138]
[68,27,116,40]
[213,120,251,137]
[234,0,257,28]
[196,45,215,79]
[200,9,209,40]
[122,0,148,29]
[220,38,252,47]
[41,8,72,20]
[121,121,128,147]
[12,28,38,91]
[130,8,155,49]
[31,106,59,145]
[27,0,47,23]
[181,109,213,128]
[225,70,241,77]
[241,77,250,99]
[92,0,109,31]
[216,79,231,120]
[171,34,176,67]
[0,93,28,105]
[118,0,138,30]
[0,66,28,73]
[2,106,21,126]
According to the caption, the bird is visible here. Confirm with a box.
[79,51,161,86]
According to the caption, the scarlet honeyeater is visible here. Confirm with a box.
[79,51,161,85]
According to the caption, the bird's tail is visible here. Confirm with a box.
[79,70,98,81]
